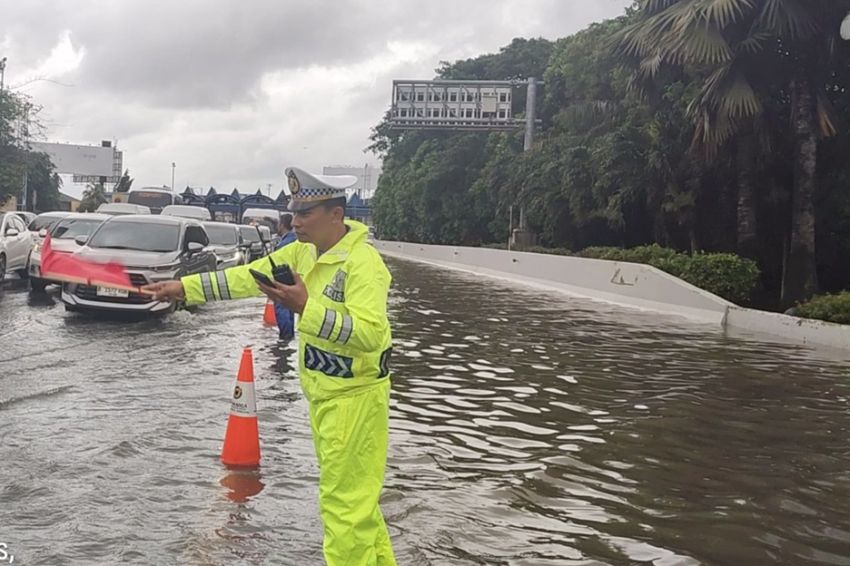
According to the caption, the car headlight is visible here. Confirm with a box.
[151,262,182,273]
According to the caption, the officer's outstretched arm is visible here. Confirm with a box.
[297,254,390,353]
[181,244,298,305]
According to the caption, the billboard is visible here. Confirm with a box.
[29,141,116,177]
[389,80,522,131]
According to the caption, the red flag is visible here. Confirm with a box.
[41,234,136,291]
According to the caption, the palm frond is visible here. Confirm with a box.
[642,0,682,15]
[701,0,756,28]
[756,0,817,39]
[736,30,771,54]
[663,22,734,65]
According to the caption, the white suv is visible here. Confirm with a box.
[0,212,34,280]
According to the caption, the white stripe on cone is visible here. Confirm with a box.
[230,381,257,417]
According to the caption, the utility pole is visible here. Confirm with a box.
[0,57,6,91]
[512,76,539,248]
[171,162,176,192]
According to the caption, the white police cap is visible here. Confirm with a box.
[285,167,357,212]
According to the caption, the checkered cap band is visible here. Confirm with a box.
[293,187,346,201]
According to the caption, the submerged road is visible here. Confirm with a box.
[1,257,849,565]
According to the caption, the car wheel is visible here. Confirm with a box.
[30,277,48,293]
[0,254,6,281]
[16,267,29,279]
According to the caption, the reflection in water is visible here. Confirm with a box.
[0,257,849,565]
[220,469,265,503]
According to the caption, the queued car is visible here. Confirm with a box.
[238,225,267,262]
[0,212,34,280]
[162,205,212,221]
[28,211,72,239]
[61,215,216,315]
[203,221,246,270]
[14,211,37,226]
[28,213,111,292]
[96,203,152,216]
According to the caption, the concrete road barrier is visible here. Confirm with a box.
[375,240,850,352]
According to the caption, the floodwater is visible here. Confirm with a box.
[1,258,849,565]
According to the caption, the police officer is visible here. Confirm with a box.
[144,167,397,566]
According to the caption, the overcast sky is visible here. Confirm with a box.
[2,0,631,199]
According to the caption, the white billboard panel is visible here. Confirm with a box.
[390,79,520,131]
[29,141,115,176]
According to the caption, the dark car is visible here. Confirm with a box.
[61,215,216,315]
[238,225,267,262]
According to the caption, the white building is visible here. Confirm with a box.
[322,165,381,200]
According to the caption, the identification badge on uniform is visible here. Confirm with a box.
[323,269,346,302]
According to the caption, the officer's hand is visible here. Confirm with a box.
[141,280,185,301]
[257,273,308,314]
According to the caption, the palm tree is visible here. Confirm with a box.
[621,0,850,306]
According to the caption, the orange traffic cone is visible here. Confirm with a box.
[263,301,276,326]
[221,347,261,467]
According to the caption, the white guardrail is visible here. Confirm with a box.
[374,241,850,352]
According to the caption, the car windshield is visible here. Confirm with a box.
[205,224,238,245]
[239,226,261,243]
[89,221,180,252]
[52,218,105,240]
[28,215,63,232]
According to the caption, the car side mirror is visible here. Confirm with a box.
[38,228,48,238]
[186,242,205,255]
[74,235,89,246]
[5,228,19,237]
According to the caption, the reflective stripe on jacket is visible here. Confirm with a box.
[182,220,392,402]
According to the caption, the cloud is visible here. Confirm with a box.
[1,0,631,197]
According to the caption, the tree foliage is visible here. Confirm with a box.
[370,7,850,309]
[78,182,108,213]
[0,89,60,212]
[114,169,134,193]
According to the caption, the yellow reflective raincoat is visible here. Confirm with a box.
[182,220,396,565]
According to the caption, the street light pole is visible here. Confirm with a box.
[171,162,176,192]
[511,76,538,248]
[0,57,6,91]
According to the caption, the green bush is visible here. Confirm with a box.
[483,243,572,255]
[678,253,761,305]
[578,244,679,264]
[523,245,572,256]
[579,245,758,304]
[796,292,850,325]
[478,241,760,304]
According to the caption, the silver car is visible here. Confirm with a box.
[238,225,267,262]
[29,213,111,292]
[61,215,216,315]
[28,211,72,238]
[203,221,245,269]
[0,212,34,280]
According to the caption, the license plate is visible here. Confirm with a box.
[97,286,129,298]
